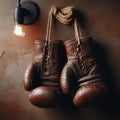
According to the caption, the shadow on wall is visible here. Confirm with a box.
[52,8,120,120]
[50,40,120,120]
[76,9,120,108]
[81,8,120,115]
[92,40,120,113]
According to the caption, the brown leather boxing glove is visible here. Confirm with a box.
[24,40,66,107]
[60,37,107,107]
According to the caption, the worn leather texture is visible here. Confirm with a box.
[60,38,107,106]
[24,40,67,107]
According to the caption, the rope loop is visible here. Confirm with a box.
[45,6,83,46]
[52,6,75,24]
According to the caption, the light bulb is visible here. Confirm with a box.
[13,24,25,37]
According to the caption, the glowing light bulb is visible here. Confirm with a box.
[13,25,25,37]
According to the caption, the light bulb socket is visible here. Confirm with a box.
[14,1,40,25]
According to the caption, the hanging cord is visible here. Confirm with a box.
[45,6,83,42]
[74,18,83,46]
[44,7,54,72]
[45,6,74,42]
[44,6,85,72]
[45,6,54,44]
[51,6,83,47]
[51,6,87,64]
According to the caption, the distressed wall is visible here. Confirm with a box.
[0,0,120,120]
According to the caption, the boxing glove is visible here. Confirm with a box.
[60,37,107,106]
[24,40,67,107]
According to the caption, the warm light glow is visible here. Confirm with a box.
[13,25,25,37]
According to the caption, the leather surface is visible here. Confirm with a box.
[24,40,66,107]
[0,0,120,120]
[60,38,107,106]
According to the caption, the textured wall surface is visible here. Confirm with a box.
[0,0,120,120]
